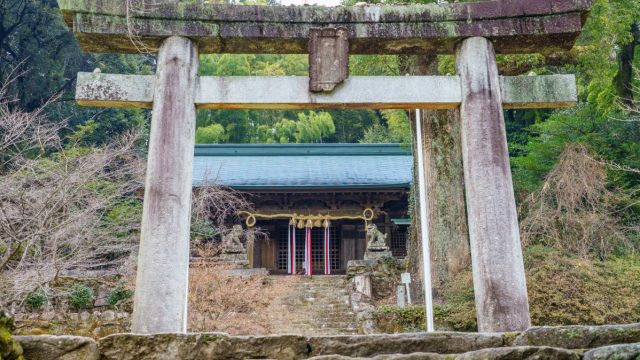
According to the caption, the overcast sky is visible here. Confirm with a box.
[279,0,342,6]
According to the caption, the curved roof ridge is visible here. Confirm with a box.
[194,143,412,157]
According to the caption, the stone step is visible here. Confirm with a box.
[264,275,358,336]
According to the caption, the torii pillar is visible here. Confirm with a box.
[456,37,530,332]
[131,36,198,333]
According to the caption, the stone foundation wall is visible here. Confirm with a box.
[346,257,406,334]
[12,323,640,360]
[14,311,130,338]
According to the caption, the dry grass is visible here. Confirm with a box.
[519,144,638,258]
[396,246,640,332]
[188,263,298,335]
[526,246,640,326]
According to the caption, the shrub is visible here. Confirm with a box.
[25,289,47,310]
[374,305,426,333]
[519,144,638,258]
[107,285,133,307]
[68,284,94,310]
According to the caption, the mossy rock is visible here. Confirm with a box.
[0,309,24,360]
[583,343,640,360]
[16,335,99,360]
[514,323,640,349]
[373,305,425,333]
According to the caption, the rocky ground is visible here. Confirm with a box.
[4,318,640,360]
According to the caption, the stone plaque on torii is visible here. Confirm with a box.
[58,0,592,334]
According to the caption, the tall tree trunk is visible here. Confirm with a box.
[616,22,639,105]
[403,55,470,302]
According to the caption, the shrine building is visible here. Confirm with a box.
[192,143,413,275]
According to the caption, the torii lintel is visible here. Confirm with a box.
[58,0,592,55]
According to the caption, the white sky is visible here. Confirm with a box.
[279,0,342,6]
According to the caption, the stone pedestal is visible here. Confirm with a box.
[218,251,249,269]
[364,249,393,260]
[353,274,372,297]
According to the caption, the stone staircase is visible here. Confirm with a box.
[265,275,359,336]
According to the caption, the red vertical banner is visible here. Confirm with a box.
[287,225,292,274]
[292,226,296,275]
[324,226,329,275]
[307,227,312,276]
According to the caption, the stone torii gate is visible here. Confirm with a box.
[58,0,591,334]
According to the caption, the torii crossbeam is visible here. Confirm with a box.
[76,73,577,110]
[58,0,592,335]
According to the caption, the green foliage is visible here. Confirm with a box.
[103,199,143,239]
[378,256,403,272]
[382,110,411,143]
[509,1,640,244]
[374,305,426,333]
[25,289,47,310]
[196,123,228,144]
[0,0,152,146]
[273,119,297,143]
[195,52,385,144]
[433,270,478,332]
[350,55,399,76]
[191,220,218,241]
[293,111,335,143]
[361,123,394,143]
[68,284,94,310]
[107,284,134,307]
[104,199,142,225]
[201,110,336,144]
[578,0,639,116]
[361,111,410,144]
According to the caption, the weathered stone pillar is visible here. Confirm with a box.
[455,37,531,332]
[132,36,198,334]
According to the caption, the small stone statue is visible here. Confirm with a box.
[221,224,245,253]
[366,223,389,251]
[364,224,392,260]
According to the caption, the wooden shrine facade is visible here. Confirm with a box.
[249,189,410,274]
[192,144,413,274]
[59,0,593,334]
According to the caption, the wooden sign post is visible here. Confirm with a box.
[401,272,412,305]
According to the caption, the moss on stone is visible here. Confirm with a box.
[200,333,227,344]
[502,332,519,347]
[0,309,24,360]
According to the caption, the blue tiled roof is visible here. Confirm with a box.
[192,144,413,190]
